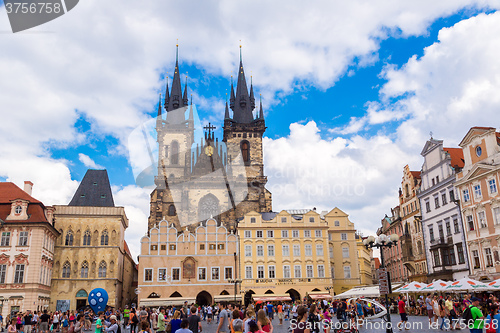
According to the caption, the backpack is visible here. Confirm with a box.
[132,314,139,324]
[462,305,476,326]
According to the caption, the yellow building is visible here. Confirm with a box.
[239,209,333,302]
[138,218,239,306]
[323,208,367,295]
[356,234,373,286]
[50,170,137,311]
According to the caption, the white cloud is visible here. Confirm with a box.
[78,153,104,169]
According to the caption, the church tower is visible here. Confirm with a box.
[223,46,272,218]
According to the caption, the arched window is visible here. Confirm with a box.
[240,141,250,163]
[65,230,73,246]
[171,141,179,165]
[168,205,176,216]
[81,261,89,278]
[83,230,91,246]
[101,230,109,246]
[98,261,107,278]
[198,194,219,221]
[62,261,71,278]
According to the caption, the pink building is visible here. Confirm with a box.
[0,181,59,317]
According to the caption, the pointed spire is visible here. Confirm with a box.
[164,75,169,108]
[188,94,194,122]
[166,43,183,112]
[249,75,255,109]
[232,45,254,123]
[157,93,162,117]
[182,74,188,106]
[225,93,230,119]
[229,75,235,109]
[259,94,264,120]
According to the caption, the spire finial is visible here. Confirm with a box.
[176,40,179,63]
[190,93,193,105]
[239,41,242,62]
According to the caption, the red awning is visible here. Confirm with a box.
[309,294,332,300]
[253,296,292,302]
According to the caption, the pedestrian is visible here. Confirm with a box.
[8,318,17,333]
[230,311,242,333]
[171,311,182,333]
[257,309,272,333]
[39,310,51,333]
[130,309,139,333]
[95,312,105,333]
[206,306,213,325]
[485,304,500,333]
[216,302,229,333]
[276,304,283,326]
[157,308,166,333]
[467,297,484,333]
[292,306,309,333]
[243,310,255,333]
[123,307,130,329]
[24,310,33,333]
[174,319,192,333]
[188,306,201,333]
[102,315,119,333]
[74,315,84,333]
[397,296,408,331]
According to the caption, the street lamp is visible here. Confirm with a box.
[364,233,399,333]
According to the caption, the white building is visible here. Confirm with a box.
[418,139,470,281]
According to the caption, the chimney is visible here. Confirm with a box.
[24,181,33,196]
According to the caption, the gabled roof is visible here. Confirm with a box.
[0,182,48,223]
[420,139,443,156]
[0,182,41,204]
[68,170,115,207]
[459,127,496,147]
[410,171,421,179]
[443,147,465,169]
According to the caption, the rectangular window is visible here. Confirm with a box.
[244,230,251,238]
[429,226,434,241]
[267,230,274,238]
[158,268,166,281]
[169,244,175,250]
[433,251,441,266]
[341,233,347,241]
[453,217,460,233]
[211,267,219,280]
[245,245,252,257]
[294,265,301,278]
[472,250,480,269]
[467,215,474,231]
[479,212,487,229]
[305,244,312,256]
[144,269,152,282]
[449,246,456,265]
[151,245,158,251]
[282,230,288,238]
[450,190,455,202]
[331,267,335,279]
[309,217,314,223]
[494,207,500,225]
[257,266,264,279]
[198,267,206,280]
[306,265,313,278]
[490,179,498,194]
[0,264,6,284]
[343,266,351,279]
[474,185,482,198]
[304,230,311,238]
[256,245,264,256]
[14,264,24,283]
[293,244,300,256]
[318,265,325,278]
[256,230,263,238]
[457,244,465,264]
[281,217,287,223]
[217,244,224,250]
[436,176,439,183]
[445,220,451,236]
[315,230,322,238]
[486,248,494,267]
[18,231,28,246]
[434,196,440,209]
[200,244,205,250]
[161,244,166,251]
[225,267,233,280]
[328,233,332,241]
[268,245,275,257]
[283,265,290,278]
[334,220,340,226]
[172,268,180,281]
[438,224,444,238]
[463,189,470,202]
[442,249,450,266]
[268,265,275,279]
[292,230,299,238]
[282,245,290,256]
[342,246,349,258]
[316,244,324,256]
[442,193,448,205]
[245,266,252,279]
[329,246,334,258]
[1,232,10,247]
[425,201,431,213]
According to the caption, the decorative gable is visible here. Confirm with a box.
[5,199,29,221]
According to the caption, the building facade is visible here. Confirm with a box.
[148,47,272,233]
[51,170,137,311]
[399,165,427,282]
[378,206,408,283]
[418,138,469,281]
[455,127,500,280]
[138,218,239,306]
[356,233,373,285]
[0,181,59,317]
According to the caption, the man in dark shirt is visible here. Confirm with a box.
[24,311,33,333]
[188,306,202,333]
[40,310,51,333]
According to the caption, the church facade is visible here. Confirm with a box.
[147,47,272,233]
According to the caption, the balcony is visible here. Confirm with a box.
[430,236,453,250]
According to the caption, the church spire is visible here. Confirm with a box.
[231,45,254,123]
[164,76,169,109]
[166,43,185,112]
[225,93,230,119]
[157,93,162,117]
[259,94,264,120]
[249,75,255,110]
[188,94,194,122]
[229,75,235,109]
[183,75,188,105]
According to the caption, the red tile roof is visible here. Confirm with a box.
[0,182,48,223]
[374,258,381,269]
[444,147,465,169]
[410,171,421,179]
[470,126,496,130]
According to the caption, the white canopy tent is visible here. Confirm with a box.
[394,281,426,293]
[335,284,403,299]
[444,278,488,292]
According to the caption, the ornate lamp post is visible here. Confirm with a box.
[363,233,399,333]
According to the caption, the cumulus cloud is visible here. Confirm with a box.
[78,153,104,169]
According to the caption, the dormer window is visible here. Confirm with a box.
[15,206,22,214]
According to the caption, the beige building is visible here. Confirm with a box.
[51,170,137,311]
[0,181,59,317]
[138,218,239,306]
[356,234,373,285]
[455,127,500,280]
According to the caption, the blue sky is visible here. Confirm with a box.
[1,1,500,257]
